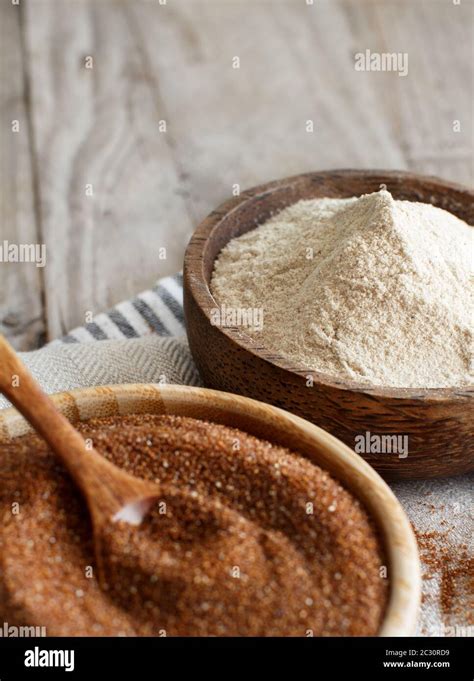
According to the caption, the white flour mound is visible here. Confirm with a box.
[210,190,473,388]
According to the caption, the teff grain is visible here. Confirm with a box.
[0,414,387,636]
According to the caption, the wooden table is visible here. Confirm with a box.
[1,0,472,350]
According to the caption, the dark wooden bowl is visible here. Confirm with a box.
[184,170,474,480]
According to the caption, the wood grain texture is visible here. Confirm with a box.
[131,0,473,220]
[361,0,473,183]
[21,0,194,339]
[0,1,45,350]
[183,170,474,481]
[0,382,421,636]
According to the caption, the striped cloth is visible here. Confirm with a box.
[0,273,201,410]
[55,273,186,345]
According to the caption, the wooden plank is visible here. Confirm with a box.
[0,0,45,350]
[368,0,473,186]
[128,0,406,223]
[22,0,194,340]
[130,0,471,223]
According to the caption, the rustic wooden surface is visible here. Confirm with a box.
[1,0,472,349]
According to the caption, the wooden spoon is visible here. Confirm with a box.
[0,335,160,531]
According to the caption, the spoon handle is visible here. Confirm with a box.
[0,334,104,479]
[0,335,157,521]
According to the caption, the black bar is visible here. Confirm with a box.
[0,636,471,679]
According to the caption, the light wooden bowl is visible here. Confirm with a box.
[184,169,474,480]
[0,383,420,636]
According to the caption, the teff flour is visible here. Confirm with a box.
[211,190,473,388]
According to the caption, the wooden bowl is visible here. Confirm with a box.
[183,169,474,480]
[0,383,420,636]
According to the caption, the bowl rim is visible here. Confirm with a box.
[0,382,421,637]
[184,168,474,401]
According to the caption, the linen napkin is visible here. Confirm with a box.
[0,272,471,638]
